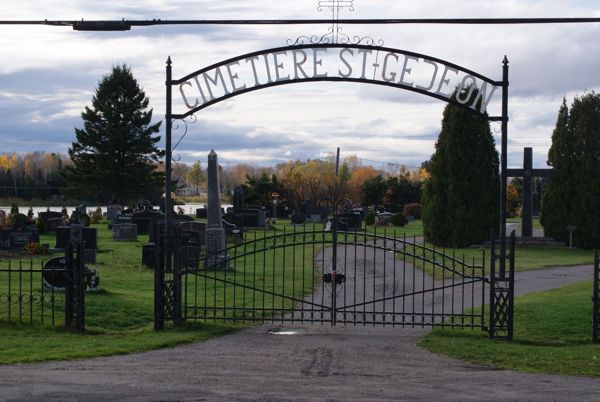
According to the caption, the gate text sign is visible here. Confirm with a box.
[173,44,501,118]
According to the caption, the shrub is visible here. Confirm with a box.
[365,211,376,226]
[403,203,422,219]
[90,207,103,224]
[10,203,19,215]
[24,242,47,255]
[391,212,407,227]
[82,213,91,227]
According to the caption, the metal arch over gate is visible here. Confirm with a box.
[157,41,514,340]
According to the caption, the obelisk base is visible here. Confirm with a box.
[205,227,228,270]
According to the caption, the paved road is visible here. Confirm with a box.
[0,261,598,401]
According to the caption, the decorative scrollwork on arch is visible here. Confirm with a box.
[171,114,197,162]
[286,1,383,46]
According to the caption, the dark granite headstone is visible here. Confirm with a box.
[42,257,99,290]
[12,213,31,231]
[116,214,133,224]
[38,211,63,232]
[55,226,70,249]
[305,206,330,222]
[196,208,208,219]
[82,227,98,249]
[142,243,155,268]
[46,217,64,232]
[112,223,138,241]
[291,212,306,225]
[55,226,97,250]
[180,245,202,269]
[176,221,206,246]
[233,186,244,211]
[0,228,39,249]
[106,205,122,223]
[132,210,162,234]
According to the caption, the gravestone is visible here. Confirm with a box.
[196,207,208,219]
[106,205,122,223]
[176,221,206,246]
[205,150,227,269]
[304,206,330,222]
[0,210,5,228]
[0,213,39,249]
[12,213,32,231]
[180,245,202,269]
[339,211,363,230]
[506,147,553,237]
[142,243,155,268]
[291,211,306,225]
[46,217,64,232]
[112,223,138,241]
[42,256,100,291]
[224,185,266,228]
[55,226,70,249]
[132,210,163,234]
[115,214,133,224]
[55,226,97,250]
[38,211,64,232]
[0,228,39,249]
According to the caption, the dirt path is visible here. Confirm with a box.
[0,263,598,401]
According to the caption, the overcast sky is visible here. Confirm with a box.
[1,0,599,170]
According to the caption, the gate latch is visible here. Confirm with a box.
[323,272,345,284]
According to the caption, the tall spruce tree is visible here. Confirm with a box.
[540,99,573,241]
[64,65,163,205]
[542,93,600,248]
[422,88,500,247]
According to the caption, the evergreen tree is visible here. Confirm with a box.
[64,65,163,205]
[542,93,600,248]
[540,99,573,241]
[361,175,387,207]
[242,172,284,206]
[422,87,500,247]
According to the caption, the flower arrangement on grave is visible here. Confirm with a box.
[24,241,47,255]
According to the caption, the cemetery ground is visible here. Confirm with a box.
[0,218,598,381]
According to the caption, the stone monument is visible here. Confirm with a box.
[205,150,227,268]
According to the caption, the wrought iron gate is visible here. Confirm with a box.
[155,224,516,337]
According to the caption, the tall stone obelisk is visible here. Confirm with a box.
[205,149,226,268]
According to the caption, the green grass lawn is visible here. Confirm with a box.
[419,280,600,377]
[0,219,319,364]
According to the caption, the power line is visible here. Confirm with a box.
[0,17,600,31]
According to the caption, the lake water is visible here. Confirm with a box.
[0,203,233,216]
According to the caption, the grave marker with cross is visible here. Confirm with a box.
[506,147,553,237]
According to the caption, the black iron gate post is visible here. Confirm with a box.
[330,148,340,326]
[593,250,599,343]
[489,230,515,340]
[155,56,183,330]
[489,56,515,340]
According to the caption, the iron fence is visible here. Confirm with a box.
[0,258,64,327]
[0,243,86,331]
